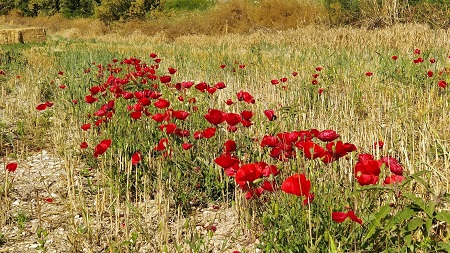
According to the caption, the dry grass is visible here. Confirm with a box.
[1,23,450,251]
[0,0,327,40]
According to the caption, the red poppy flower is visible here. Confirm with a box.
[358,153,374,162]
[214,153,240,169]
[193,131,203,139]
[373,140,384,149]
[240,110,253,120]
[271,79,279,85]
[260,135,279,147]
[214,82,226,89]
[392,55,398,60]
[318,88,324,94]
[312,79,318,85]
[157,123,174,134]
[239,64,245,69]
[348,210,363,224]
[264,110,276,121]
[220,64,226,69]
[325,141,356,160]
[58,71,64,75]
[6,162,17,172]
[152,113,168,122]
[36,103,47,111]
[380,156,403,175]
[241,119,253,127]
[44,197,53,203]
[260,163,280,177]
[383,174,406,185]
[131,151,142,165]
[281,173,313,205]
[427,71,433,77]
[155,58,161,63]
[154,98,170,109]
[365,72,373,77]
[72,99,78,104]
[332,211,348,223]
[138,97,151,106]
[224,140,236,153]
[206,86,217,94]
[80,142,88,149]
[181,81,194,89]
[90,86,101,95]
[203,127,216,138]
[155,138,168,151]
[292,71,298,76]
[317,129,340,142]
[332,210,362,224]
[130,111,142,120]
[159,75,171,83]
[235,163,263,188]
[225,99,233,105]
[430,58,436,63]
[438,80,447,88]
[295,141,325,159]
[355,159,382,185]
[168,67,177,74]
[413,57,424,63]
[315,66,323,71]
[413,48,421,54]
[81,123,91,131]
[150,53,157,58]
[236,90,255,104]
[204,109,225,125]
[312,73,319,79]
[280,77,288,82]
[195,82,208,92]
[225,113,242,126]
[85,95,98,104]
[172,110,189,120]
[182,143,193,150]
[59,84,66,89]
[0,70,6,75]
[94,139,112,158]
[261,180,276,192]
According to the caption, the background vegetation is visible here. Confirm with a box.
[1,0,450,39]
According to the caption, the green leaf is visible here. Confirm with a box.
[402,192,426,211]
[364,205,391,241]
[374,205,391,224]
[438,242,450,252]
[406,217,423,232]
[364,222,378,242]
[385,207,416,230]
[435,211,450,223]
[325,230,337,253]
[425,217,432,236]
[424,200,436,218]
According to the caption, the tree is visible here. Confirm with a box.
[60,0,95,17]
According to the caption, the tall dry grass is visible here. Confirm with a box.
[1,0,327,40]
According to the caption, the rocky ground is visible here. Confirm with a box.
[1,150,258,253]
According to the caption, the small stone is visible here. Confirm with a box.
[29,243,40,249]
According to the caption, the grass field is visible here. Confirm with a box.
[1,23,450,252]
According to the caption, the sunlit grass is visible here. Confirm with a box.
[1,24,450,252]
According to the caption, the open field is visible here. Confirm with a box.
[1,24,450,252]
